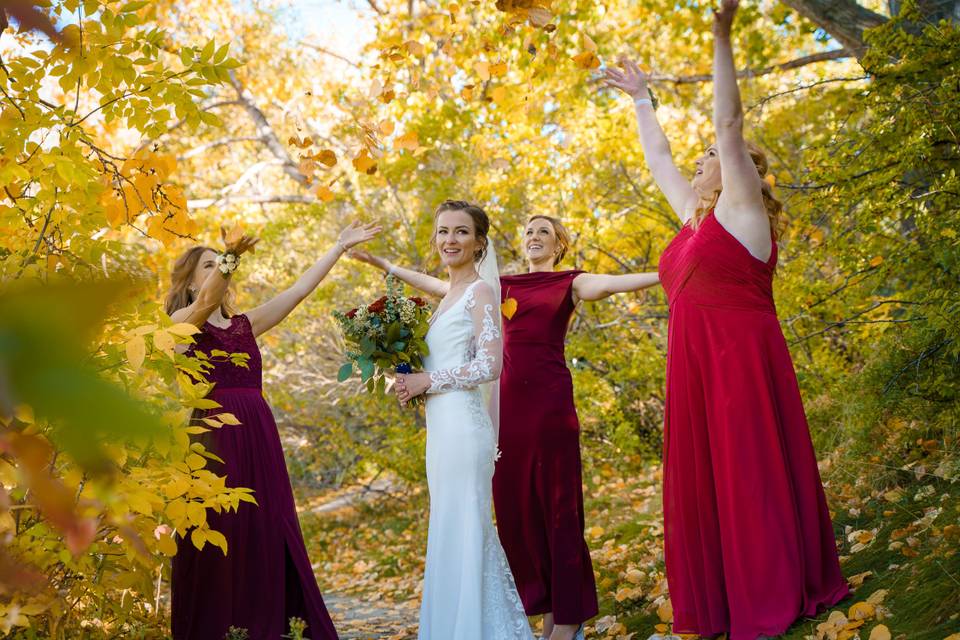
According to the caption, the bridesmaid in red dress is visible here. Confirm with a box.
[351,214,659,640]
[605,2,848,638]
[165,221,380,640]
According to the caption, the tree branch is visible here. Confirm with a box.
[779,0,888,54]
[301,42,361,68]
[651,49,852,85]
[228,70,308,186]
[187,194,316,210]
[177,136,264,161]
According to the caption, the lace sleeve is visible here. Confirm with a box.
[427,282,503,394]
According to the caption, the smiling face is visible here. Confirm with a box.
[435,209,481,268]
[524,217,561,267]
[691,144,722,198]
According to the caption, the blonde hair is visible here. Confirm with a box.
[164,245,237,317]
[526,215,572,266]
[693,141,786,240]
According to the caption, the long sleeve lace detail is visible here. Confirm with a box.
[427,283,503,394]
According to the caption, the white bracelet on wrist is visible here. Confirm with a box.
[634,97,653,107]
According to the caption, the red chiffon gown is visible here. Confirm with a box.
[172,314,338,640]
[492,270,599,626]
[658,212,849,639]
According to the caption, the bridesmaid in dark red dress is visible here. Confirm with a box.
[164,221,380,640]
[350,216,659,640]
[605,2,848,638]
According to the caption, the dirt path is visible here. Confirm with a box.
[324,592,417,639]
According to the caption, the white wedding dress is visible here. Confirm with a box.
[418,279,533,640]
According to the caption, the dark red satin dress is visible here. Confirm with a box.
[658,213,849,640]
[172,314,338,640]
[493,270,599,626]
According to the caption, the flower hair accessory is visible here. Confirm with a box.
[216,251,240,276]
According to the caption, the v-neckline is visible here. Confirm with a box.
[429,280,480,327]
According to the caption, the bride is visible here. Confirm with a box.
[393,200,534,640]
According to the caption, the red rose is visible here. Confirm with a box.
[410,297,426,307]
[367,296,388,314]
[345,308,358,318]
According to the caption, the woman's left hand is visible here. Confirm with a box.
[395,372,431,405]
[338,221,382,252]
[713,0,739,36]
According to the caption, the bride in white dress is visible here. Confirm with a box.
[394,200,534,640]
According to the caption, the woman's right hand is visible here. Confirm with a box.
[220,225,260,256]
[348,248,389,272]
[604,58,652,100]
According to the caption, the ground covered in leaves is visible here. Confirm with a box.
[301,451,960,640]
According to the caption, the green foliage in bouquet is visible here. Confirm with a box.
[333,276,432,395]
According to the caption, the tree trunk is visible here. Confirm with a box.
[779,0,888,53]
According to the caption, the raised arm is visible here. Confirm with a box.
[245,221,381,337]
[605,59,697,222]
[170,230,259,327]
[394,282,502,404]
[349,249,449,298]
[571,271,660,303]
[712,0,770,256]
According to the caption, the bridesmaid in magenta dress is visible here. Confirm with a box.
[605,2,848,638]
[164,221,380,640]
[350,214,659,640]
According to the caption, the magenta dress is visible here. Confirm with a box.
[171,314,338,640]
[658,213,849,639]
[492,270,599,626]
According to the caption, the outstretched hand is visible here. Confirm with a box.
[603,58,652,100]
[713,0,739,37]
[220,225,260,256]
[348,248,388,270]
[338,221,382,251]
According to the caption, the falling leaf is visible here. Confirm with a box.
[474,60,490,81]
[572,50,600,70]
[316,186,336,202]
[395,131,419,151]
[489,61,508,77]
[501,297,518,319]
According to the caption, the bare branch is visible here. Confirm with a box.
[651,49,852,85]
[301,42,361,68]
[228,70,308,186]
[187,194,316,210]
[177,136,264,161]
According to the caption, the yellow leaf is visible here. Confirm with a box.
[490,86,508,103]
[186,501,206,528]
[153,329,175,360]
[316,186,335,203]
[125,336,146,372]
[868,624,891,640]
[353,149,377,174]
[217,412,241,425]
[501,297,518,319]
[186,453,207,470]
[461,84,475,100]
[849,601,876,620]
[205,528,228,555]
[489,62,508,77]
[869,255,884,267]
[316,149,337,167]
[582,33,598,52]
[168,322,200,337]
[378,120,395,136]
[225,223,245,245]
[474,60,490,81]
[572,50,600,70]
[190,528,206,550]
[396,131,419,151]
[157,533,177,556]
[587,525,604,539]
[404,40,424,56]
[526,6,552,27]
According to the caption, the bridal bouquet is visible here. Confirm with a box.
[333,276,432,399]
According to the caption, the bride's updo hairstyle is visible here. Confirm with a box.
[434,199,490,262]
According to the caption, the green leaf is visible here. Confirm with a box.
[337,363,353,382]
